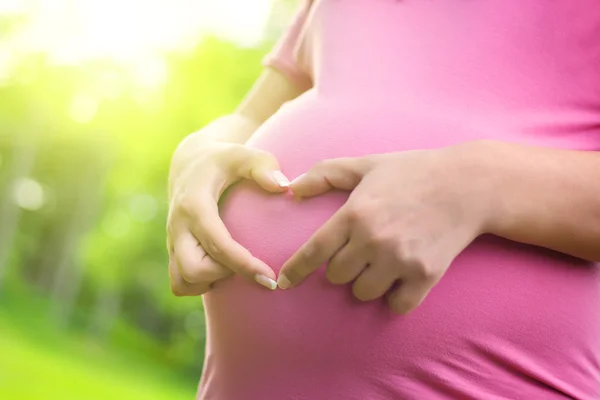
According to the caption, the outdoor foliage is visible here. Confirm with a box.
[0,2,294,397]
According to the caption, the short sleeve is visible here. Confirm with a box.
[263,0,314,91]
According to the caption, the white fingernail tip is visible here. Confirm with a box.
[272,171,290,188]
[255,274,277,290]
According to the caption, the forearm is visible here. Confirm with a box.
[236,67,306,128]
[473,140,600,262]
[169,68,306,195]
[178,68,305,147]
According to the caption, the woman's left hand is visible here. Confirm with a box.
[278,142,497,314]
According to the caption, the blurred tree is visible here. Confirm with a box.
[49,136,113,328]
[0,119,40,291]
[0,0,297,382]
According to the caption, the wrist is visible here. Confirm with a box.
[169,114,260,195]
[173,114,258,160]
[189,113,260,145]
[451,140,508,235]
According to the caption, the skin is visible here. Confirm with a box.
[277,142,600,314]
[168,67,600,315]
[167,68,305,294]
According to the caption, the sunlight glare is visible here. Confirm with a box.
[96,71,127,100]
[6,0,274,66]
[1,0,275,93]
[0,0,25,15]
[196,0,273,48]
[13,177,46,211]
[132,57,168,90]
[69,93,99,124]
[0,44,16,86]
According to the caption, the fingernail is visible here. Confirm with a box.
[277,274,292,290]
[255,274,277,290]
[271,171,290,188]
[291,173,306,185]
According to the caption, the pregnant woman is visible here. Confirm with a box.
[167,1,600,399]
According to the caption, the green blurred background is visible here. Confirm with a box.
[0,1,295,398]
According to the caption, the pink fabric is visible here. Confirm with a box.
[262,0,313,91]
[198,1,600,399]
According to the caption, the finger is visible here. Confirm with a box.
[352,264,398,302]
[189,196,277,289]
[231,146,290,193]
[168,256,211,296]
[278,211,349,289]
[386,278,435,315]
[290,157,373,198]
[173,229,232,284]
[325,240,368,285]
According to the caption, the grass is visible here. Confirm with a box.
[0,286,198,400]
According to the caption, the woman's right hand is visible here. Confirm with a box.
[167,115,291,296]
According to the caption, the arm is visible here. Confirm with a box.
[276,139,600,310]
[237,68,307,129]
[477,140,600,262]
[169,68,306,195]
[171,0,313,173]
[172,68,305,158]
[167,68,309,293]
[168,2,315,294]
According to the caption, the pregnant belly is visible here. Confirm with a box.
[201,93,600,399]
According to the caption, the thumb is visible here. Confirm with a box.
[234,147,291,193]
[290,157,373,198]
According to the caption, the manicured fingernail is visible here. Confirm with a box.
[277,274,292,290]
[271,171,290,188]
[255,274,277,290]
[291,173,306,185]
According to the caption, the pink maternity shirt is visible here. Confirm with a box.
[198,1,600,399]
